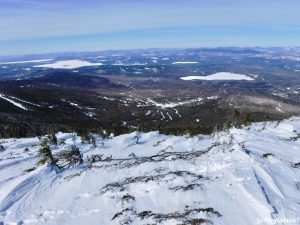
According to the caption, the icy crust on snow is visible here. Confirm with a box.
[0,118,300,225]
[180,72,254,81]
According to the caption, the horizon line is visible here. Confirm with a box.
[0,46,299,58]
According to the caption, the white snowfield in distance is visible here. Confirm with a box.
[180,72,255,81]
[0,59,53,65]
[34,60,103,69]
[172,61,198,64]
[0,118,300,225]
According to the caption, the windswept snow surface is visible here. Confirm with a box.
[180,72,255,81]
[0,118,300,224]
[34,60,103,69]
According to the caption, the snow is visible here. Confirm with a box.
[172,61,198,64]
[160,112,166,120]
[0,94,28,110]
[174,108,182,118]
[166,112,173,120]
[0,118,300,225]
[112,62,147,66]
[207,96,220,100]
[69,102,81,108]
[84,112,96,118]
[34,60,103,69]
[180,72,255,81]
[9,96,41,107]
[0,59,53,65]
[146,97,203,109]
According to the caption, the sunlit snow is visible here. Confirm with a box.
[34,60,103,69]
[0,118,299,224]
[180,72,254,81]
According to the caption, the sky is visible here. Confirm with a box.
[0,0,300,56]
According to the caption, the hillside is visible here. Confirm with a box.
[0,118,300,225]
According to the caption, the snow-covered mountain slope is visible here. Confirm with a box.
[0,118,300,225]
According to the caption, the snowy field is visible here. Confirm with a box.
[180,72,255,81]
[0,118,300,225]
[34,60,103,69]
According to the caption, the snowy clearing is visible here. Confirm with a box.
[180,72,255,81]
[0,118,300,224]
[34,60,103,69]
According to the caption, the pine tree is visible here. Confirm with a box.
[48,133,58,145]
[38,145,56,167]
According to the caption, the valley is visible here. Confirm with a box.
[0,48,300,138]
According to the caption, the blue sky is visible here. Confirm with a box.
[0,0,300,56]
